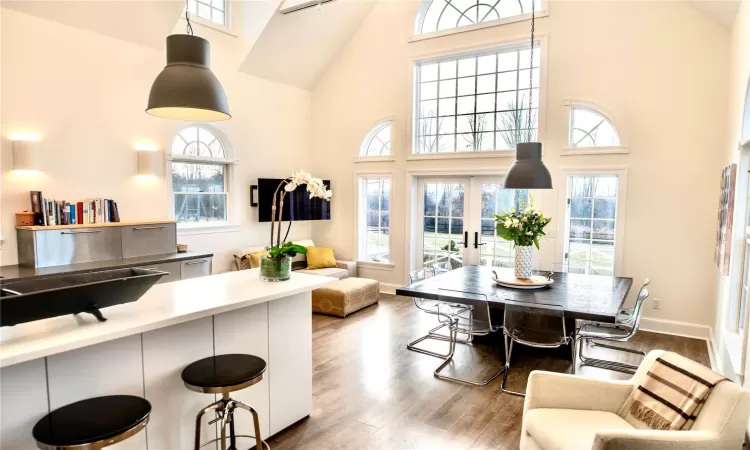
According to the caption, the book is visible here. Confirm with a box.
[30,191,45,225]
[77,202,83,225]
[26,194,121,227]
[69,203,76,225]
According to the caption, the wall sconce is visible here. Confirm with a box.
[137,149,164,176]
[12,140,40,171]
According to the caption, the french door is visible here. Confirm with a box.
[417,176,528,271]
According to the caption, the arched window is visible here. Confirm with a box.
[169,125,233,226]
[415,0,541,36]
[360,121,392,157]
[569,105,620,148]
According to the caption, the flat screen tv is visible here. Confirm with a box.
[257,178,331,222]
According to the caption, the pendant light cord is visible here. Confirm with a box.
[185,0,194,35]
[527,0,535,143]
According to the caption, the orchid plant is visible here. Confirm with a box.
[268,171,332,261]
[494,197,551,249]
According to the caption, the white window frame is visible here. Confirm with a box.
[561,100,628,156]
[407,34,547,161]
[167,124,240,235]
[725,149,750,378]
[185,0,236,37]
[410,0,548,43]
[355,118,396,163]
[555,168,627,276]
[355,172,395,270]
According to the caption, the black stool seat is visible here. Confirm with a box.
[182,354,267,393]
[33,395,151,448]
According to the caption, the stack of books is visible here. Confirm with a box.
[29,191,120,226]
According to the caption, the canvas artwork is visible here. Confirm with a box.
[715,164,737,276]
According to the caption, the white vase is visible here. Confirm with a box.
[514,245,533,279]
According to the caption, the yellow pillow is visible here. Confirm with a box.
[248,250,269,268]
[306,247,337,269]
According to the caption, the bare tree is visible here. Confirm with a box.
[497,94,537,149]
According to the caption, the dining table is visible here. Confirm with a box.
[396,265,634,360]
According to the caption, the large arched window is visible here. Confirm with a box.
[569,105,620,148]
[415,0,542,36]
[169,125,233,226]
[360,121,392,157]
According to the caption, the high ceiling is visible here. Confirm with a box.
[685,0,741,30]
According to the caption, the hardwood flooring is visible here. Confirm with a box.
[267,294,710,450]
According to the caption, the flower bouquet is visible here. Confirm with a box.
[494,198,551,279]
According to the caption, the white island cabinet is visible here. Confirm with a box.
[0,270,334,450]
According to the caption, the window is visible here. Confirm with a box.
[479,184,528,268]
[743,78,750,145]
[563,174,620,276]
[170,126,232,226]
[413,43,540,155]
[188,0,227,26]
[569,106,620,148]
[415,0,542,36]
[358,177,391,263]
[360,121,392,157]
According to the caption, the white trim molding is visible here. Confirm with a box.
[357,261,396,271]
[354,171,395,267]
[379,282,399,295]
[639,317,713,341]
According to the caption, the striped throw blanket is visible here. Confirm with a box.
[619,351,725,430]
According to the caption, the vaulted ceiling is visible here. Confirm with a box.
[0,0,741,92]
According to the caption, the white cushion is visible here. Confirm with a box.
[298,267,348,279]
[525,408,634,450]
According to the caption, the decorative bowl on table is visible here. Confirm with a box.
[491,269,554,290]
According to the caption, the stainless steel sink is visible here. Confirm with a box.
[0,268,166,326]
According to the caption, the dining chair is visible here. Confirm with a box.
[501,300,573,397]
[433,289,506,386]
[575,278,650,374]
[406,268,472,359]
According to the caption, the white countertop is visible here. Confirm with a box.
[0,270,335,368]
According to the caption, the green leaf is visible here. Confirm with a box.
[534,238,540,250]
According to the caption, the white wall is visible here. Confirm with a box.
[714,1,750,380]
[311,0,730,329]
[0,7,313,272]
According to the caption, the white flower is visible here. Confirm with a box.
[526,231,533,235]
[512,218,520,226]
[504,219,512,228]
[284,182,297,192]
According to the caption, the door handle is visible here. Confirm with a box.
[61,230,102,235]
[185,260,207,265]
[474,231,487,249]
[133,225,167,230]
[457,231,468,248]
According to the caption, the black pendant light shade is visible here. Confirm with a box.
[146,34,230,121]
[504,142,553,189]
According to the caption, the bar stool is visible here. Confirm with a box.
[183,353,269,450]
[32,395,151,449]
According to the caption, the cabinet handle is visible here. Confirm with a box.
[186,260,207,265]
[133,226,167,230]
[61,230,102,235]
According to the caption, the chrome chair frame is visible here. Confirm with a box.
[406,268,473,359]
[501,301,573,397]
[575,279,650,374]
[433,290,506,386]
[188,376,268,450]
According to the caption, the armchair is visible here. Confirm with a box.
[521,350,750,450]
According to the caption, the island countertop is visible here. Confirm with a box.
[0,269,335,368]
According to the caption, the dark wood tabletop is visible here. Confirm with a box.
[395,265,633,323]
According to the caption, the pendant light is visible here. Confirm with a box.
[146,2,230,121]
[504,0,552,189]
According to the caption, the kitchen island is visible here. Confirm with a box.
[0,269,334,450]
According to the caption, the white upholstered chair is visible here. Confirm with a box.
[521,350,750,450]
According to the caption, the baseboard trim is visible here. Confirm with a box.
[639,317,712,341]
[380,282,399,295]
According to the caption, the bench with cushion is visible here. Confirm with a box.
[233,239,356,279]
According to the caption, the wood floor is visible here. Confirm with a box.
[267,294,710,450]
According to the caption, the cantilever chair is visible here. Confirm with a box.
[501,300,574,397]
[433,289,506,386]
[406,268,473,359]
[575,278,651,374]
